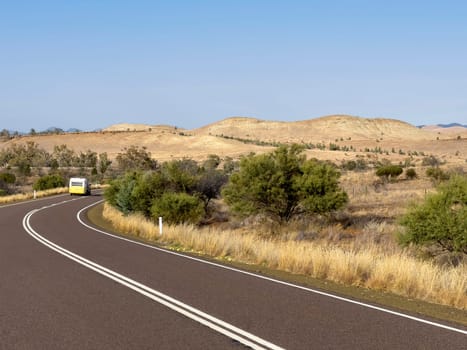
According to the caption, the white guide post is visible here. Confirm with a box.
[159,216,163,235]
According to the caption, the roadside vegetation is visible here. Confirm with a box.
[1,139,466,311]
[100,145,466,310]
[0,187,69,204]
[101,202,466,309]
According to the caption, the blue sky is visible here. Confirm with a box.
[1,0,466,132]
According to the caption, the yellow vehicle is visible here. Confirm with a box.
[69,177,91,195]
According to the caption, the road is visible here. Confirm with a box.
[1,194,466,349]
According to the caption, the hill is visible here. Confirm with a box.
[1,115,466,166]
[193,115,437,143]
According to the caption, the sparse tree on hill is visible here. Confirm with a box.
[116,146,157,172]
[53,144,76,167]
[98,152,112,177]
[75,150,98,168]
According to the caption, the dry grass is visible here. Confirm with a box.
[0,187,69,204]
[0,184,105,205]
[102,203,467,310]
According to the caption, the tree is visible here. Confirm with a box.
[398,175,467,254]
[222,145,348,223]
[196,168,228,209]
[160,159,198,193]
[74,150,97,168]
[53,144,76,167]
[203,154,221,170]
[0,129,11,141]
[105,172,139,214]
[116,146,157,172]
[296,159,349,215]
[98,152,112,177]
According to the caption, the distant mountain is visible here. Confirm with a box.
[66,128,82,133]
[40,127,84,134]
[418,123,467,128]
[437,123,467,128]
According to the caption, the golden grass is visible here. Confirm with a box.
[0,187,69,204]
[103,203,467,310]
[0,184,105,205]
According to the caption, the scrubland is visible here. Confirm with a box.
[101,169,467,310]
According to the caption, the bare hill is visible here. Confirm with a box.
[0,128,274,162]
[1,115,465,166]
[193,115,438,142]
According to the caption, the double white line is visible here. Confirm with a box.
[23,205,284,350]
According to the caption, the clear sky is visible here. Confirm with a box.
[1,0,466,132]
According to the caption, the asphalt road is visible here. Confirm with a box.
[1,194,466,349]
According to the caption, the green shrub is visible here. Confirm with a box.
[222,145,348,223]
[341,160,357,171]
[405,168,417,180]
[0,172,16,184]
[105,172,139,214]
[104,158,227,224]
[151,192,205,225]
[376,165,403,182]
[33,174,66,191]
[398,175,467,254]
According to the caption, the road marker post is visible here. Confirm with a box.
[159,217,163,235]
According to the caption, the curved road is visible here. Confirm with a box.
[1,194,466,349]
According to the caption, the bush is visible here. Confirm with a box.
[151,192,205,225]
[33,174,66,191]
[422,155,442,167]
[426,167,450,183]
[104,159,227,224]
[0,172,16,184]
[105,172,139,214]
[399,175,467,254]
[405,168,417,180]
[375,165,403,182]
[341,160,357,171]
[222,145,348,223]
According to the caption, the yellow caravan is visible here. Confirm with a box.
[69,177,91,195]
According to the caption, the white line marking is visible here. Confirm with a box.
[23,205,284,350]
[77,199,467,336]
